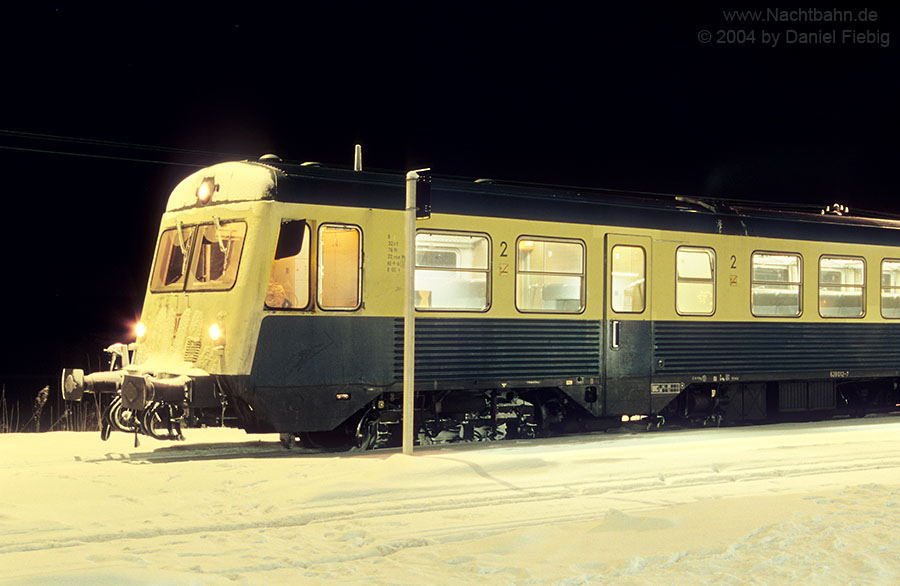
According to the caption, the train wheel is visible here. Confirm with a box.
[141,403,169,439]
[109,396,138,433]
[354,409,379,450]
[141,403,185,440]
[535,396,565,435]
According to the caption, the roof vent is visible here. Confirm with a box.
[821,202,849,216]
[259,154,282,162]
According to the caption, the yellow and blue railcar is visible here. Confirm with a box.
[62,156,900,447]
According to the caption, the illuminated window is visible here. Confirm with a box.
[317,224,362,310]
[266,221,310,309]
[516,237,585,313]
[882,260,900,318]
[751,252,802,317]
[676,247,715,315]
[819,256,865,318]
[611,245,645,313]
[415,231,490,311]
[187,222,247,291]
[150,225,196,292]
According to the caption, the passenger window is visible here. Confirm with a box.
[415,231,490,311]
[819,256,865,318]
[611,245,645,313]
[150,224,196,292]
[186,221,247,291]
[676,247,715,315]
[751,252,802,317]
[317,224,362,310]
[516,237,585,313]
[266,221,310,309]
[882,260,900,318]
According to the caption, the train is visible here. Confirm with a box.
[62,150,900,448]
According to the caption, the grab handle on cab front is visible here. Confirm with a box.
[611,320,620,349]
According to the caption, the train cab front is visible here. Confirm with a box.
[60,161,279,442]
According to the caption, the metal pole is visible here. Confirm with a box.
[402,170,418,455]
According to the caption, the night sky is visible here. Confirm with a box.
[0,4,897,400]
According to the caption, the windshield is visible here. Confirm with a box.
[150,225,196,292]
[150,221,247,292]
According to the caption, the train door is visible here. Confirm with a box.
[604,234,652,415]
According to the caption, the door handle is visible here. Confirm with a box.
[611,320,620,349]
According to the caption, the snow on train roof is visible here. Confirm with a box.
[165,161,281,211]
[164,159,900,247]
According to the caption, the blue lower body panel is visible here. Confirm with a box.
[249,315,603,431]
[653,321,900,381]
[243,316,899,432]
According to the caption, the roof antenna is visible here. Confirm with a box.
[354,144,363,172]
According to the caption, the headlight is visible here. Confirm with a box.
[209,323,222,341]
[135,321,146,339]
[196,177,217,204]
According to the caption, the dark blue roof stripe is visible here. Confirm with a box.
[268,163,900,247]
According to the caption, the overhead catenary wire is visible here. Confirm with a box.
[2,128,889,221]
[0,144,206,168]
[0,129,250,160]
[0,129,781,209]
[0,128,258,170]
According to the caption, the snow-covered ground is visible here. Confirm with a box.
[3,417,900,585]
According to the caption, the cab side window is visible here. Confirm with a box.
[266,220,310,309]
[318,224,362,310]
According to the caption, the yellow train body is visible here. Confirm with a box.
[62,158,900,445]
